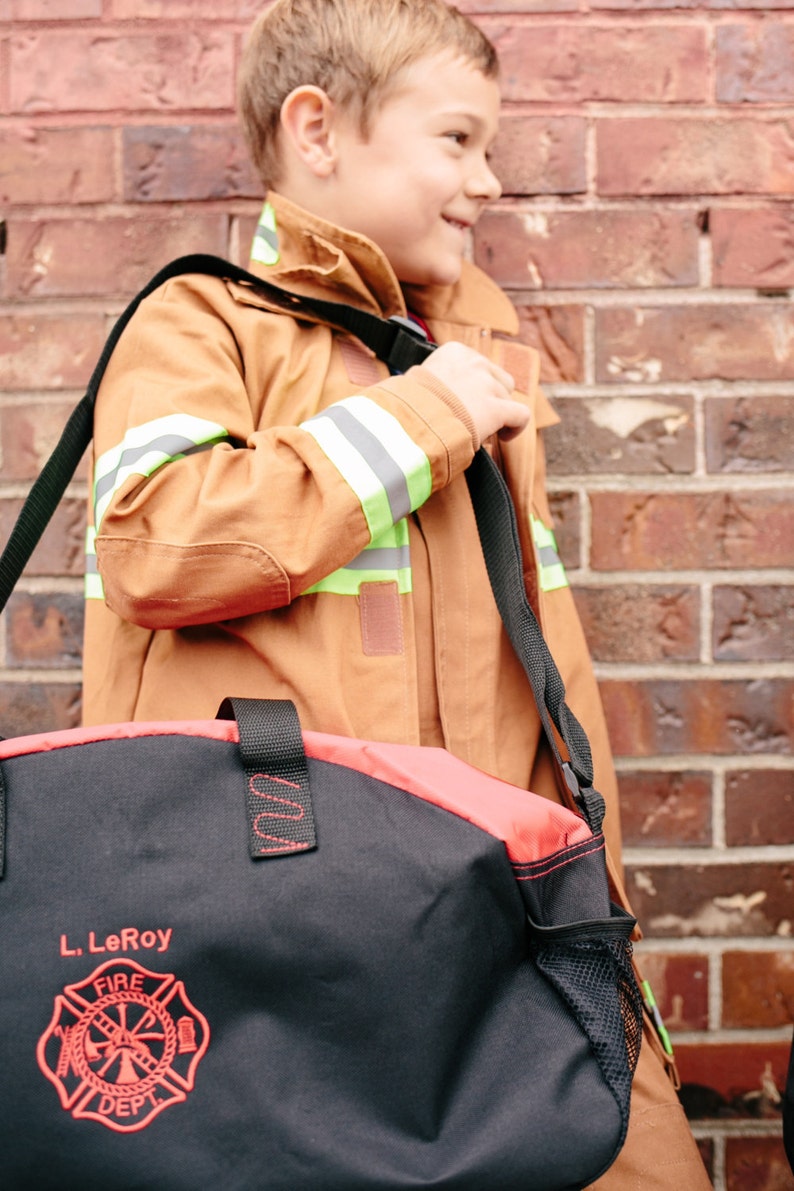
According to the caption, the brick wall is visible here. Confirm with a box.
[1,2,792,1187]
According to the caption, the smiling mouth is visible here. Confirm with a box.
[443,217,470,231]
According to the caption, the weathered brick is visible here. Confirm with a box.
[725,769,794,847]
[474,208,699,289]
[676,1041,791,1118]
[725,1137,794,1191]
[627,861,794,938]
[597,117,794,196]
[0,498,84,577]
[714,586,794,663]
[0,312,106,392]
[513,305,584,384]
[601,678,792,756]
[717,22,794,103]
[9,32,235,114]
[485,23,708,103]
[0,400,89,483]
[711,207,794,289]
[123,125,260,203]
[705,395,794,473]
[6,592,84,669]
[545,395,695,474]
[1,0,101,16]
[457,0,579,11]
[596,305,794,383]
[0,682,81,735]
[573,585,700,662]
[619,770,712,846]
[632,949,709,1030]
[5,215,228,298]
[590,491,792,571]
[490,116,586,197]
[0,126,116,206]
[723,950,794,1029]
[547,490,580,569]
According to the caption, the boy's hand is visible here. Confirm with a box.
[419,342,531,443]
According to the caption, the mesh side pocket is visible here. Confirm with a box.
[530,931,643,1127]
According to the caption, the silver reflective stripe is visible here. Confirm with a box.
[93,414,228,529]
[84,526,105,600]
[301,397,431,542]
[302,521,412,596]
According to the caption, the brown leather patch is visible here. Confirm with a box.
[360,581,404,656]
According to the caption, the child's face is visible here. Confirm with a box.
[327,51,501,288]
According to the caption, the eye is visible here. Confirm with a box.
[444,131,468,146]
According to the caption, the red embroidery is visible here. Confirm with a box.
[37,958,209,1132]
[249,771,309,854]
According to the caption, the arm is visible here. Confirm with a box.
[92,278,524,629]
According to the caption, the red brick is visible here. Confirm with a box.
[5,215,228,298]
[590,491,792,571]
[706,396,794,474]
[626,861,794,938]
[490,116,586,197]
[457,0,579,11]
[573,585,700,662]
[712,207,794,289]
[0,126,116,206]
[723,950,794,1029]
[633,950,709,1030]
[676,1041,791,1118]
[513,305,584,384]
[0,498,84,577]
[0,683,81,735]
[718,22,794,103]
[0,401,89,483]
[6,592,83,669]
[597,118,794,197]
[474,208,699,289]
[601,678,792,756]
[123,125,259,203]
[8,32,234,114]
[619,770,712,846]
[110,0,260,14]
[714,587,794,663]
[725,1137,794,1191]
[596,305,794,383]
[0,312,106,391]
[725,770,794,847]
[545,395,695,475]
[485,23,708,103]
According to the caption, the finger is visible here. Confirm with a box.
[495,401,531,441]
[490,364,515,393]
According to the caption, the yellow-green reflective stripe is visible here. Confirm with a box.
[84,526,105,600]
[301,397,431,541]
[303,521,412,596]
[251,201,280,266]
[531,515,568,592]
[93,414,228,529]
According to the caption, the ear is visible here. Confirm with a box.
[279,85,338,178]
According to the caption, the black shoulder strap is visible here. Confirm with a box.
[0,254,434,612]
[0,253,602,831]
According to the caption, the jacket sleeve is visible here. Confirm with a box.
[92,278,479,629]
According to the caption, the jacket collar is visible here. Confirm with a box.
[243,192,519,337]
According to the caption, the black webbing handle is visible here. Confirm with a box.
[217,697,316,858]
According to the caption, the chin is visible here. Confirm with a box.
[402,260,463,288]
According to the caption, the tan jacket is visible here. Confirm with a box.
[84,192,623,864]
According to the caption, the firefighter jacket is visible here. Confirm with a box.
[83,191,624,866]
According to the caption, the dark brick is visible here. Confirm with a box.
[627,861,794,938]
[705,396,794,474]
[714,586,794,663]
[546,395,695,475]
[6,592,84,669]
[725,770,794,847]
[619,770,712,846]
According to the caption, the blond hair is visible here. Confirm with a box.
[238,0,499,190]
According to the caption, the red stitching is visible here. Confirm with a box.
[513,837,605,881]
[249,773,306,851]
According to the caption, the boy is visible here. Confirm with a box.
[83,1,710,1186]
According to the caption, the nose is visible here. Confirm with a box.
[467,155,502,202]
